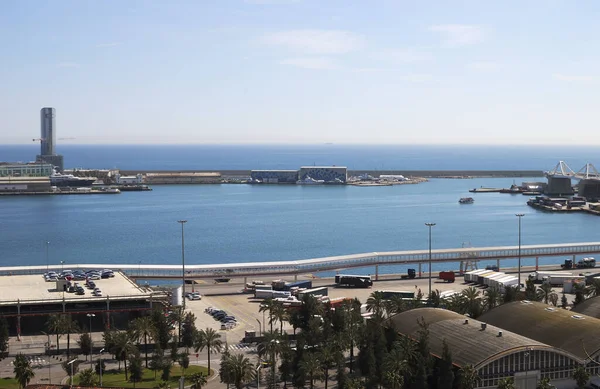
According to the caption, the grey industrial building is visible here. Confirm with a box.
[298,166,347,183]
[250,170,298,184]
[391,302,600,389]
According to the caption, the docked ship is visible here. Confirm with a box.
[459,197,475,204]
[50,171,97,187]
[296,176,325,185]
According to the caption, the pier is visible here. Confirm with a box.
[1,242,599,281]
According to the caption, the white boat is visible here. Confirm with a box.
[296,176,325,185]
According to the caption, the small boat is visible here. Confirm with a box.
[296,176,325,185]
[459,197,474,204]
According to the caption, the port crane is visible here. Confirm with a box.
[32,137,75,142]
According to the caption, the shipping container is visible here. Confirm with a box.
[484,272,507,286]
[298,287,328,299]
[334,275,373,288]
[529,271,573,282]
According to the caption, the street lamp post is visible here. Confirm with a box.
[256,318,262,337]
[67,358,77,389]
[46,241,50,272]
[425,223,436,299]
[99,348,105,387]
[516,214,525,289]
[61,260,65,273]
[87,313,95,368]
[177,220,187,311]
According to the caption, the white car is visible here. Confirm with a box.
[93,289,102,296]
[186,292,201,300]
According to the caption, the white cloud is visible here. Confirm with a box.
[262,29,365,54]
[429,24,485,47]
[279,57,337,70]
[373,49,433,63]
[468,61,501,71]
[96,42,122,48]
[56,62,80,68]
[552,73,594,82]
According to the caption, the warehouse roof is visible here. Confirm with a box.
[388,308,549,368]
[479,301,600,360]
[571,296,600,318]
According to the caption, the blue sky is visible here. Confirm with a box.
[1,0,599,145]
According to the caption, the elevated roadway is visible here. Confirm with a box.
[0,242,599,281]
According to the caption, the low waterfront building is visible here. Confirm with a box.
[391,304,600,389]
[0,162,54,177]
[0,177,51,192]
[145,172,221,184]
[298,166,347,183]
[114,173,144,185]
[250,170,298,184]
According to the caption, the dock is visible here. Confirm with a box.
[469,187,503,193]
[0,189,121,196]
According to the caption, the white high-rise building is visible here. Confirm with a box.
[40,107,56,156]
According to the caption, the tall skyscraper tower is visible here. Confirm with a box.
[36,107,64,172]
[40,107,56,155]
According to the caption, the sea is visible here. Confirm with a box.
[1,144,599,278]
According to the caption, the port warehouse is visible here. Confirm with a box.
[391,300,600,389]
[0,177,51,192]
[250,166,348,183]
[0,272,168,336]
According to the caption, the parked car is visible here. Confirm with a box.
[93,288,102,296]
[186,292,201,300]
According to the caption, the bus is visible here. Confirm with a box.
[334,275,373,288]
[379,290,415,299]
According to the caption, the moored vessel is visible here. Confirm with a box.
[459,197,474,204]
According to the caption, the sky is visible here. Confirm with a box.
[1,0,600,145]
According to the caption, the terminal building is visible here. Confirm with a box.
[298,166,347,183]
[145,172,221,184]
[250,170,298,184]
[0,162,54,177]
[390,302,600,389]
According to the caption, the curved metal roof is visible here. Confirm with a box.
[479,301,600,361]
[571,296,600,319]
[388,308,550,368]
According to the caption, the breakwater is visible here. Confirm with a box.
[120,169,544,179]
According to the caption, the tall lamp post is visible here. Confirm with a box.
[425,223,436,299]
[178,220,188,311]
[99,348,105,387]
[67,358,77,389]
[46,241,50,272]
[87,313,95,368]
[516,213,525,289]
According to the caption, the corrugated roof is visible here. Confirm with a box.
[479,301,600,360]
[571,296,600,318]
[388,308,548,368]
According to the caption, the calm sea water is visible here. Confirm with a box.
[1,144,599,171]
[1,144,597,276]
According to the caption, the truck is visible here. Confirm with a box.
[379,290,415,299]
[298,287,328,300]
[285,280,312,291]
[476,271,497,285]
[561,259,573,269]
[577,257,596,269]
[464,269,489,283]
[543,275,578,286]
[438,271,455,283]
[254,289,275,299]
[529,271,573,283]
[484,272,507,287]
[401,269,416,280]
[334,275,373,288]
[494,276,518,292]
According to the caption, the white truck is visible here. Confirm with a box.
[484,272,507,286]
[493,276,518,292]
[464,269,489,283]
[529,271,573,283]
[543,275,578,286]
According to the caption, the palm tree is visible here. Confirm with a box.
[461,287,483,318]
[497,377,515,389]
[63,314,79,359]
[113,330,138,380]
[194,328,222,375]
[319,346,336,389]
[45,314,63,354]
[168,308,184,343]
[537,283,553,304]
[220,353,255,389]
[484,287,501,311]
[130,316,156,368]
[586,278,600,297]
[366,291,386,317]
[259,299,277,332]
[270,301,287,334]
[429,289,442,308]
[445,293,466,314]
[13,354,35,389]
[382,348,407,389]
[458,364,480,389]
[258,331,283,388]
[385,295,406,317]
[190,372,207,389]
[299,354,323,389]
